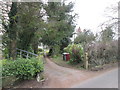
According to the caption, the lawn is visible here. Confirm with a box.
[51,55,85,70]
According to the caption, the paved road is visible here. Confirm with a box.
[71,68,118,88]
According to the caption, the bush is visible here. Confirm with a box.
[2,57,44,80]
[38,48,43,52]
[64,44,84,63]
[87,41,118,68]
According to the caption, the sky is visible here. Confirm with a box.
[71,0,119,34]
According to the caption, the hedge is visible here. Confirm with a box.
[2,57,44,80]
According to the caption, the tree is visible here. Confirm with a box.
[40,1,76,56]
[2,1,76,58]
[100,26,115,42]
[17,2,43,54]
[60,37,71,53]
[74,29,95,46]
[2,2,44,59]
[2,2,18,59]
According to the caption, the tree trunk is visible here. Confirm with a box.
[9,39,17,60]
[33,42,38,54]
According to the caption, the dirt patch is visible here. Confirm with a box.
[14,79,43,88]
[2,79,44,89]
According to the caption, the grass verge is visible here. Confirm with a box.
[51,55,118,71]
[51,55,85,70]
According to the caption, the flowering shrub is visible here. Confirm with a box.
[64,44,84,63]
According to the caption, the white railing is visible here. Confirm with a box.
[16,48,38,59]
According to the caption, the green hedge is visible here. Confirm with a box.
[2,57,44,80]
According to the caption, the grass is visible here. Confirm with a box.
[51,55,85,70]
[51,55,118,71]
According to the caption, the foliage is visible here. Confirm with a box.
[2,2,76,59]
[17,2,44,54]
[2,2,44,59]
[2,57,44,80]
[84,26,117,68]
[86,41,118,68]
[100,26,115,42]
[64,44,84,63]
[60,37,71,53]
[74,29,95,45]
[2,2,18,59]
[40,1,76,56]
[2,48,9,59]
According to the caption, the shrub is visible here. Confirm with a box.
[87,41,118,68]
[38,48,44,55]
[2,57,44,80]
[38,48,43,52]
[64,44,84,63]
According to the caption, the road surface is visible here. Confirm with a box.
[71,68,118,88]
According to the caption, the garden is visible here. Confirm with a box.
[51,41,118,71]
[0,1,119,89]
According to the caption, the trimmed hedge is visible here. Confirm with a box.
[2,57,44,80]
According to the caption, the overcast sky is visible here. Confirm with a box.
[71,0,119,34]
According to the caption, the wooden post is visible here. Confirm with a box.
[84,52,88,69]
[20,51,22,58]
[26,53,29,59]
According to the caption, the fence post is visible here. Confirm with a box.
[20,51,22,58]
[26,53,29,59]
[84,52,88,69]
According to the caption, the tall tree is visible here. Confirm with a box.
[2,2,18,59]
[17,2,43,54]
[2,2,44,59]
[41,1,76,56]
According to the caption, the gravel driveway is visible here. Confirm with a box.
[42,58,118,88]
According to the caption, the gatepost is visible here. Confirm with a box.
[84,52,88,69]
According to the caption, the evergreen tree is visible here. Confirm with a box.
[75,29,95,45]
[17,2,43,54]
[100,26,115,42]
[41,1,76,56]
